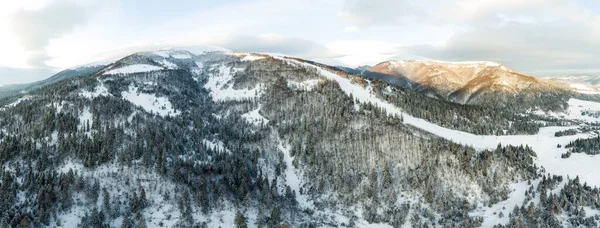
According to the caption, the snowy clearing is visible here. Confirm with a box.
[121,85,180,117]
[204,64,262,101]
[78,107,92,131]
[237,53,264,61]
[531,98,600,123]
[104,64,163,75]
[241,105,269,126]
[278,140,313,209]
[79,82,110,99]
[471,180,537,226]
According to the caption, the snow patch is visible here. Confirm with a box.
[531,98,600,123]
[204,64,262,101]
[472,180,537,226]
[158,59,177,69]
[121,85,180,117]
[79,83,110,99]
[241,105,269,126]
[278,139,313,210]
[78,107,92,130]
[58,160,85,174]
[239,54,264,61]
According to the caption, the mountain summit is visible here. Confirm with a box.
[368,60,568,107]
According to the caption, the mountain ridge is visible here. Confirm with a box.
[367,59,571,108]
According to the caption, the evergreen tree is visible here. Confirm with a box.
[235,211,248,228]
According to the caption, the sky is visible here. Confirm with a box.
[1,0,600,85]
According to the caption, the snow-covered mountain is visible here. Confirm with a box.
[0,64,105,98]
[1,48,600,227]
[547,75,600,95]
[368,60,570,108]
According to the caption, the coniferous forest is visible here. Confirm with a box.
[0,50,598,227]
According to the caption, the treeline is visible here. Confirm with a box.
[566,136,600,155]
[555,129,578,137]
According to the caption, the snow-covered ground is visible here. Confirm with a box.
[233,53,265,62]
[241,55,264,61]
[278,139,312,209]
[471,180,539,226]
[121,85,180,117]
[104,64,163,75]
[204,64,262,102]
[78,107,92,129]
[241,105,269,126]
[79,81,110,99]
[530,98,600,123]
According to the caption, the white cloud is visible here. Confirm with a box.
[326,40,401,66]
[343,26,360,33]
[3,0,600,85]
[44,33,340,70]
[338,0,427,28]
[399,0,600,75]
[335,0,600,75]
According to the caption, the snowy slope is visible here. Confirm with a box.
[121,85,179,117]
[79,80,110,99]
[204,64,262,102]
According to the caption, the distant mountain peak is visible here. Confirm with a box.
[369,59,566,106]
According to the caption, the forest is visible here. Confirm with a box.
[0,51,597,227]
